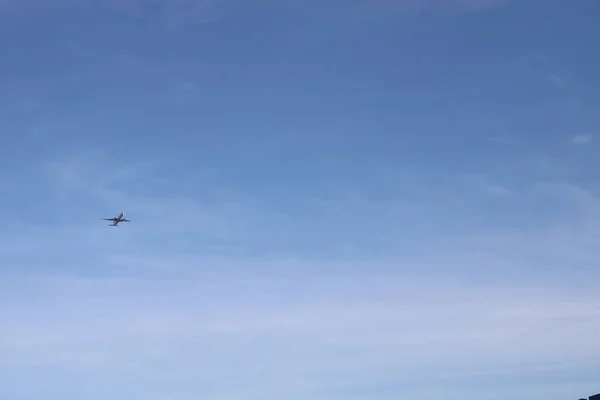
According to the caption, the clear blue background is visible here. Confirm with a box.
[1,1,599,399]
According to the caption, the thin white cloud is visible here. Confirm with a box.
[7,150,600,266]
[572,133,594,145]
[1,267,599,398]
[484,184,513,197]
[489,134,521,145]
[108,0,220,27]
[1,0,513,24]
[0,0,220,26]
[457,173,514,198]
[351,0,512,18]
[443,0,514,15]
[37,151,269,238]
[548,73,565,87]
[3,151,600,399]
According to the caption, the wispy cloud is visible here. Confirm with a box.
[0,150,293,263]
[7,148,600,263]
[489,134,521,145]
[2,0,599,397]
[109,0,220,27]
[546,71,588,117]
[571,133,594,145]
[548,73,566,88]
[2,149,600,398]
[0,0,220,27]
[66,40,100,59]
[349,0,513,19]
[0,0,511,26]
[439,0,514,15]
[1,266,599,399]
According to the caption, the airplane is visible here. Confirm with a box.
[102,211,131,227]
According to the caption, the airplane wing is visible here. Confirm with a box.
[102,218,115,221]
[121,219,131,222]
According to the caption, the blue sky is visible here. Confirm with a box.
[1,0,600,399]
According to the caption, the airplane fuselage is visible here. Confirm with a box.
[104,211,129,226]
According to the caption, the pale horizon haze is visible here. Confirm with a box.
[1,1,600,399]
